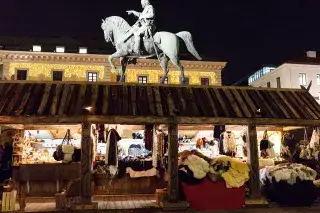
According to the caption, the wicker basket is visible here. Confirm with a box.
[156,188,168,205]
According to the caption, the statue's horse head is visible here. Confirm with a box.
[101,16,131,45]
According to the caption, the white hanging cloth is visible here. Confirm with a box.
[310,129,320,149]
[223,131,236,153]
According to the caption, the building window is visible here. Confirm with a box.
[317,74,320,86]
[276,77,281,88]
[52,71,63,81]
[32,45,41,52]
[159,76,168,84]
[299,73,307,86]
[87,72,98,82]
[56,46,65,53]
[79,47,87,54]
[116,74,126,82]
[201,78,210,86]
[138,76,148,84]
[267,82,271,88]
[16,70,27,80]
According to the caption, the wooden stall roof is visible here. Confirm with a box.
[0,81,320,126]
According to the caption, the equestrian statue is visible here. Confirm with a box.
[101,0,202,84]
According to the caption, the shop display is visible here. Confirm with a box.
[260,163,318,206]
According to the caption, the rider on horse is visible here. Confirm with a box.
[126,0,155,55]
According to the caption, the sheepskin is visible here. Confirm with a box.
[260,163,317,185]
[181,154,210,179]
[210,155,250,188]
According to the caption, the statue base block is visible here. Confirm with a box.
[159,201,189,211]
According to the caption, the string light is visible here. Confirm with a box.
[8,63,218,85]
[9,63,105,80]
[111,69,218,85]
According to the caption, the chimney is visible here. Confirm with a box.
[306,51,317,58]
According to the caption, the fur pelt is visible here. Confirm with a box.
[178,150,211,163]
[179,154,210,179]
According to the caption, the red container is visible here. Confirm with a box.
[181,178,245,211]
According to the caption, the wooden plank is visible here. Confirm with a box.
[168,123,179,202]
[90,84,99,114]
[193,88,212,117]
[122,85,129,115]
[64,84,75,115]
[268,91,291,119]
[102,85,109,115]
[37,83,52,115]
[223,88,243,117]
[298,92,320,118]
[138,86,149,115]
[203,88,219,117]
[130,85,137,116]
[239,89,257,115]
[253,90,278,118]
[184,87,200,116]
[259,90,288,119]
[277,91,301,119]
[147,86,156,116]
[302,92,320,116]
[284,91,313,119]
[80,122,92,204]
[166,88,176,116]
[176,88,187,115]
[25,84,43,115]
[14,84,34,116]
[230,89,251,117]
[211,88,230,117]
[153,86,163,116]
[0,83,16,114]
[2,83,24,115]
[246,124,261,199]
[58,84,70,116]
[75,84,87,115]
[50,83,63,116]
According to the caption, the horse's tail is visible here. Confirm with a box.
[176,31,202,60]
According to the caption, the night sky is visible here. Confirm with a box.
[1,0,320,85]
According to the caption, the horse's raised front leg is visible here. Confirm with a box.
[159,53,169,84]
[119,57,129,82]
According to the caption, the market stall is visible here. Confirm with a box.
[9,125,82,196]
[0,81,320,210]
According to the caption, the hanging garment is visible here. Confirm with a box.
[310,129,320,148]
[222,131,236,154]
[105,128,121,176]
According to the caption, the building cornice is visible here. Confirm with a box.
[0,50,227,71]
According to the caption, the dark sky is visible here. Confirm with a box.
[1,0,320,85]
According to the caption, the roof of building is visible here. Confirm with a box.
[0,36,215,61]
[0,81,318,126]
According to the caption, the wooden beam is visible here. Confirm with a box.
[0,115,320,126]
[246,124,261,198]
[168,122,179,202]
[80,121,92,204]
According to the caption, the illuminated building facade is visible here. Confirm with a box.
[0,50,226,86]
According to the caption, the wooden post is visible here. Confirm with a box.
[246,124,261,198]
[168,122,179,202]
[80,122,92,204]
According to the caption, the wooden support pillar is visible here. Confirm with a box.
[168,122,179,202]
[246,124,261,198]
[80,122,92,204]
